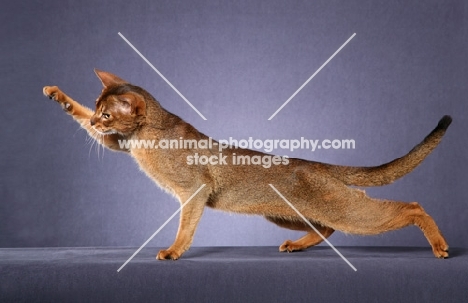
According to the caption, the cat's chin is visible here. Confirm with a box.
[93,128,118,135]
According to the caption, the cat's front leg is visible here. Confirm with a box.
[157,189,208,260]
[43,86,93,119]
[42,86,127,152]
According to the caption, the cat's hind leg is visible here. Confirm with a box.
[277,168,449,258]
[343,200,450,258]
[265,216,334,252]
[279,229,335,253]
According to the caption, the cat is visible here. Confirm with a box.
[43,69,451,260]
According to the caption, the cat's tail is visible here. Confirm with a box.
[326,115,452,187]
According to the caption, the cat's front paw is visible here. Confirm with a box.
[432,239,449,259]
[43,86,72,111]
[43,86,63,101]
[156,249,181,260]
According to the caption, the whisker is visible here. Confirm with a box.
[88,135,96,158]
[96,133,101,159]
[100,135,106,161]
[95,132,106,161]
[83,126,108,161]
[74,126,85,138]
[85,132,94,144]
[88,129,99,158]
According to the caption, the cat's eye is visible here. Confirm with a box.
[102,113,110,119]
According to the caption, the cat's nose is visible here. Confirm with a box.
[90,117,96,126]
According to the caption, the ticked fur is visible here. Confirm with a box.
[43,69,451,260]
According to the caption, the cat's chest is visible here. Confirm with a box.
[130,147,197,191]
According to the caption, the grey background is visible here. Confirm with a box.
[1,0,466,249]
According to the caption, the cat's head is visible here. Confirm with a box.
[91,69,147,136]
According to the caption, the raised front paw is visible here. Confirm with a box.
[43,86,63,101]
[43,86,72,111]
[156,249,182,260]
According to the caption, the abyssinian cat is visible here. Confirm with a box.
[43,69,451,260]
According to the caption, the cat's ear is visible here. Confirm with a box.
[116,94,146,116]
[94,69,127,87]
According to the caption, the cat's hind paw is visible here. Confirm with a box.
[279,240,306,253]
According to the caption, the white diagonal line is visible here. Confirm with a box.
[117,184,206,272]
[269,184,357,271]
[268,33,356,120]
[118,32,207,121]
